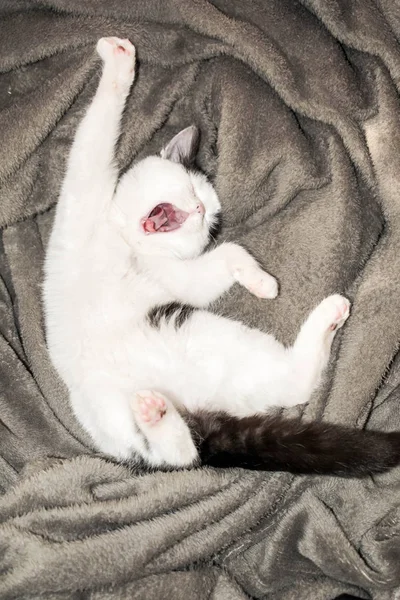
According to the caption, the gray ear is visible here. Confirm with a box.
[160,125,200,167]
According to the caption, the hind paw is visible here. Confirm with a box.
[311,294,351,335]
[131,390,198,468]
[324,295,350,332]
[132,390,167,426]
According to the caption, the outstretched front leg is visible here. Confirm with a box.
[59,37,136,223]
[142,243,279,307]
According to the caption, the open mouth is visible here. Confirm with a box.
[141,203,191,234]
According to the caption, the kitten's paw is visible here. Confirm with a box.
[235,267,279,299]
[96,37,135,62]
[224,243,278,300]
[315,294,351,333]
[131,390,199,468]
[327,294,350,331]
[96,37,136,88]
[132,390,167,426]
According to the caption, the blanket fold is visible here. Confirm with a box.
[1,1,400,598]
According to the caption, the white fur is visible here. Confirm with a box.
[43,38,350,468]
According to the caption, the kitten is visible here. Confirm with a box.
[43,37,400,476]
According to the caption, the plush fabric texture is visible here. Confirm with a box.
[1,1,400,598]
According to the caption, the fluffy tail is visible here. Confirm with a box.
[189,411,400,477]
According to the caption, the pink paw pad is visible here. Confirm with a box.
[97,37,135,61]
[115,41,132,55]
[328,298,350,331]
[136,392,166,425]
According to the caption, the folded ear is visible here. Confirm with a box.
[161,125,200,167]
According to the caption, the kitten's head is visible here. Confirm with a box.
[114,126,221,259]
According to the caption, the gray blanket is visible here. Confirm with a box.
[1,1,400,598]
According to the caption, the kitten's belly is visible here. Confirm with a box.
[118,328,214,409]
[116,317,250,413]
[128,312,287,414]
[72,322,222,411]
[51,307,282,415]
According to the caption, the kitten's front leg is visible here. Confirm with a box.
[145,243,278,307]
[193,242,278,303]
[61,37,136,206]
[131,390,199,468]
[223,243,279,300]
[96,37,136,97]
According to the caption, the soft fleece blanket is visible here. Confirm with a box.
[1,1,400,598]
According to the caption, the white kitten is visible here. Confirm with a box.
[43,37,350,468]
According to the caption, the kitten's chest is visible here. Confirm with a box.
[82,273,168,330]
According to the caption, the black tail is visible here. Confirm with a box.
[189,411,400,477]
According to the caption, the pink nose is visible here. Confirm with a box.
[196,201,205,215]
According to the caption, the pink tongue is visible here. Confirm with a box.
[143,205,168,232]
[143,203,190,233]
